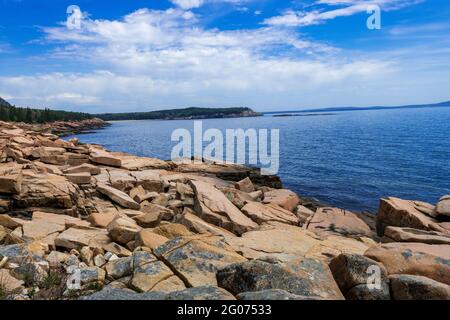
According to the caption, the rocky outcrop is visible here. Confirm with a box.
[1,120,449,301]
[216,259,344,300]
[376,197,446,236]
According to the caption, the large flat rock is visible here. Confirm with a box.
[154,234,246,287]
[190,180,258,236]
[306,207,374,238]
[365,242,450,285]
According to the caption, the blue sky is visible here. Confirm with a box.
[0,0,449,113]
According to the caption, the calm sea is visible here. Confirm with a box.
[68,107,450,212]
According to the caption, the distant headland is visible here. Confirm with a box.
[264,100,450,115]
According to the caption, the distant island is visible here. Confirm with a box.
[2,95,450,124]
[264,100,450,115]
[95,107,261,121]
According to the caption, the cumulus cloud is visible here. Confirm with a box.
[2,4,441,112]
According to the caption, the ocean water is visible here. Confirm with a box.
[68,107,450,212]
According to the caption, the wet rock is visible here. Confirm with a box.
[190,180,258,236]
[389,274,450,300]
[217,259,344,300]
[329,253,390,300]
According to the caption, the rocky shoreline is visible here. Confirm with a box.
[0,119,449,300]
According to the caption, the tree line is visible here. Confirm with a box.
[0,98,93,123]
[96,107,258,121]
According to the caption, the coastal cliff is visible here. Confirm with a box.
[0,120,449,300]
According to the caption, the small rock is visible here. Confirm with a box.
[93,254,107,267]
[234,177,255,193]
[107,217,142,245]
[262,189,299,212]
[105,257,133,280]
[135,229,169,250]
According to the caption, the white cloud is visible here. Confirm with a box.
[170,0,204,10]
[264,0,424,27]
[1,3,448,112]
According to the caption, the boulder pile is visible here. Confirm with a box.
[0,120,449,300]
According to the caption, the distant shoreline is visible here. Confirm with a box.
[263,101,450,115]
